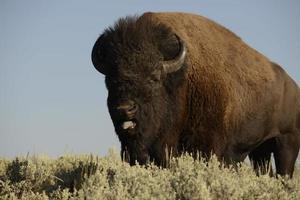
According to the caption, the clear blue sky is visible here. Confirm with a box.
[1,0,299,158]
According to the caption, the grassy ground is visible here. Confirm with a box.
[0,150,299,200]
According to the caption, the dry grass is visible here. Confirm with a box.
[0,150,299,200]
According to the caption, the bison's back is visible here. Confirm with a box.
[140,12,297,136]
[141,12,274,82]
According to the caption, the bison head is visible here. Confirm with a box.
[91,16,187,165]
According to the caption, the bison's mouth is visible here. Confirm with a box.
[115,119,138,136]
[121,120,136,129]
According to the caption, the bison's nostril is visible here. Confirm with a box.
[127,104,137,114]
[116,101,137,116]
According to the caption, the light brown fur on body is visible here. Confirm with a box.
[140,12,300,176]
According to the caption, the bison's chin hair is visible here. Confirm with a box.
[121,145,150,166]
[120,139,176,167]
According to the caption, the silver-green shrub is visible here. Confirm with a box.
[0,150,299,200]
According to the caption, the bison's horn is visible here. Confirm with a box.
[162,35,187,74]
[91,34,107,75]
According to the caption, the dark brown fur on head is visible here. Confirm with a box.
[92,15,188,165]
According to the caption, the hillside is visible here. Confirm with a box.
[0,150,299,200]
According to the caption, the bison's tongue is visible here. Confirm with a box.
[122,121,136,129]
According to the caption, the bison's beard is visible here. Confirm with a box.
[112,103,166,165]
[110,99,181,166]
[121,139,150,165]
[117,121,160,165]
[107,89,177,165]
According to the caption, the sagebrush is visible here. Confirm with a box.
[0,150,299,200]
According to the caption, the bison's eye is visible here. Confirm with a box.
[147,76,160,85]
[147,74,162,92]
[150,70,161,82]
[148,79,156,85]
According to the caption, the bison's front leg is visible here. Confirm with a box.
[273,131,300,178]
[249,138,275,176]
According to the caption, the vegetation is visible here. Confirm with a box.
[0,150,299,200]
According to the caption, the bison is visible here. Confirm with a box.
[91,12,300,177]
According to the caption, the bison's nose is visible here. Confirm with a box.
[116,100,137,117]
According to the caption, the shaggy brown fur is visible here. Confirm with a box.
[92,12,300,177]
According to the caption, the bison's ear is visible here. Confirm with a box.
[161,34,187,74]
[91,34,107,75]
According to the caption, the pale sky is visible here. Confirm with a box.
[0,0,299,158]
